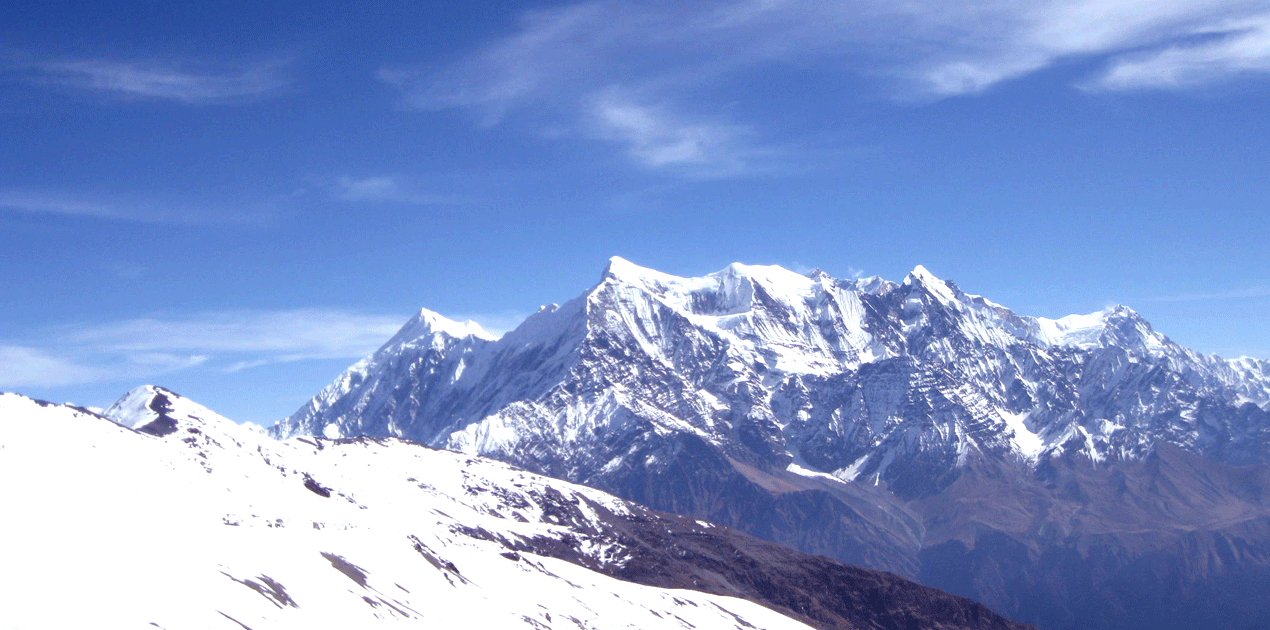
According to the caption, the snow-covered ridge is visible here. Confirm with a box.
[1032,309,1114,349]
[104,384,235,431]
[1,390,816,630]
[394,307,497,342]
[602,257,1182,362]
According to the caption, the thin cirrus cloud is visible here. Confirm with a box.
[1087,14,1270,90]
[0,189,275,226]
[380,0,1270,172]
[378,0,785,176]
[66,308,527,358]
[0,346,109,389]
[334,176,470,206]
[0,309,402,389]
[1149,286,1270,302]
[585,88,764,176]
[23,57,292,104]
[1,308,528,389]
[62,309,409,363]
[0,190,116,220]
[0,345,208,390]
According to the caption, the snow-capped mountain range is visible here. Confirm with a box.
[278,257,1270,479]
[273,257,1270,630]
[0,386,1029,630]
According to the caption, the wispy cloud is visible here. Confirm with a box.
[379,0,792,175]
[0,309,405,389]
[3,307,529,389]
[62,309,407,362]
[22,57,292,104]
[0,191,116,220]
[0,189,275,225]
[382,0,1270,172]
[0,346,107,389]
[585,88,762,176]
[334,176,468,206]
[1149,286,1270,302]
[0,345,206,390]
[1087,15,1270,90]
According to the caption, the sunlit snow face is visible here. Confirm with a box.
[0,392,816,630]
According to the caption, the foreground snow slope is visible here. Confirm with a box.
[0,389,815,630]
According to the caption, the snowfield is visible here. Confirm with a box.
[0,389,811,630]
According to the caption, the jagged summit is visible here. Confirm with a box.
[904,263,942,284]
[601,257,822,312]
[102,384,175,429]
[1031,307,1117,348]
[602,255,672,283]
[392,307,497,343]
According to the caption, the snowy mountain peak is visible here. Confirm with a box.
[1032,309,1115,349]
[602,255,674,284]
[902,264,961,305]
[101,384,169,429]
[1030,304,1167,353]
[904,264,947,287]
[908,263,938,280]
[393,307,496,343]
[856,274,892,294]
[804,267,832,281]
[103,385,235,436]
[719,261,819,296]
[600,258,826,321]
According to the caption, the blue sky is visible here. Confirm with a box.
[3,0,1268,425]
